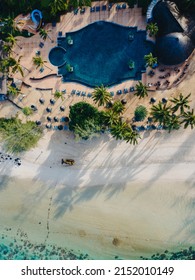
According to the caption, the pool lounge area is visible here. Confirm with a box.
[49,21,154,87]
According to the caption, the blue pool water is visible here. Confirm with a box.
[49,21,154,87]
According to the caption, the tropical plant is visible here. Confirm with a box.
[66,63,73,72]
[165,114,181,133]
[49,0,68,16]
[102,110,119,126]
[0,117,42,153]
[7,85,20,97]
[54,90,64,100]
[92,85,112,107]
[146,22,159,37]
[32,56,51,70]
[128,59,135,70]
[134,81,148,99]
[5,33,22,49]
[22,107,33,116]
[144,53,158,68]
[39,28,52,42]
[170,93,191,114]
[110,121,129,140]
[150,102,172,126]
[3,56,24,77]
[69,102,105,139]
[134,105,147,121]
[2,43,16,56]
[180,109,195,129]
[112,100,125,115]
[123,129,140,145]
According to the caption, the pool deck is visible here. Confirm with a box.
[1,2,194,128]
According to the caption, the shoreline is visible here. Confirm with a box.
[1,127,195,259]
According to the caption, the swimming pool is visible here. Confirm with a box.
[49,21,154,87]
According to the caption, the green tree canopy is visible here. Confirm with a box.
[69,102,105,139]
[0,117,42,153]
[144,53,158,68]
[134,105,147,121]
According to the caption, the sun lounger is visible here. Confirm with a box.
[90,7,95,12]
[71,89,76,95]
[96,6,100,12]
[122,4,126,9]
[74,8,79,15]
[117,90,122,95]
[58,31,62,37]
[102,5,107,11]
[130,87,135,92]
[62,89,66,93]
[81,91,86,96]
[76,90,81,96]
[87,93,92,97]
[40,67,44,73]
[124,88,128,93]
[64,125,69,130]
[108,4,113,10]
[52,22,56,27]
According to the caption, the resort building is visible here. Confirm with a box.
[150,0,195,65]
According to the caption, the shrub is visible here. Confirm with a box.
[0,117,42,153]
[134,105,147,121]
[22,107,33,116]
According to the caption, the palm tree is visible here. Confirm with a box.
[180,109,195,129]
[110,121,129,140]
[134,81,148,99]
[3,16,18,34]
[2,43,17,56]
[165,114,181,133]
[92,85,111,107]
[7,56,24,77]
[144,53,158,68]
[102,110,119,126]
[49,0,68,16]
[54,90,64,100]
[32,56,52,70]
[5,33,22,49]
[170,93,191,114]
[150,102,172,126]
[7,85,20,97]
[146,22,158,37]
[112,100,125,115]
[39,28,53,42]
[123,129,140,145]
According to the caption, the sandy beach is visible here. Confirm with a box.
[0,2,195,260]
[1,118,195,259]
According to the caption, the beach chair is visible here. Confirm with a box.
[74,8,79,15]
[87,93,92,97]
[110,91,114,97]
[39,42,44,48]
[122,3,126,9]
[90,7,95,12]
[71,89,76,95]
[58,31,62,37]
[102,5,107,11]
[124,88,128,94]
[130,87,135,92]
[117,90,122,95]
[96,6,100,12]
[80,8,85,14]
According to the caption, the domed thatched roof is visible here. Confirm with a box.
[151,0,195,65]
[155,33,194,65]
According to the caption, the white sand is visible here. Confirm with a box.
[1,124,195,259]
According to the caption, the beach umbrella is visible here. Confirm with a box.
[36,120,41,125]
[47,116,52,122]
[60,106,65,111]
[54,116,59,122]
[31,104,38,111]
[46,107,52,113]
[39,98,45,104]
[64,117,69,122]
[58,125,63,130]
[150,97,156,103]
[121,99,127,105]
[50,99,55,105]
[162,97,168,103]
[46,123,52,129]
